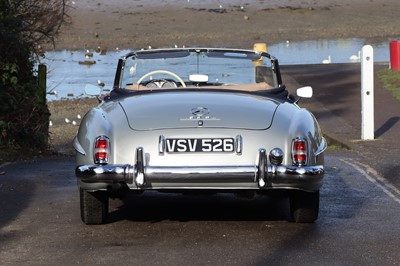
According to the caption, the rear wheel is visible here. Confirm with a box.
[289,190,319,223]
[80,188,109,225]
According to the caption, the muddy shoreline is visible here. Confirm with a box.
[54,1,400,51]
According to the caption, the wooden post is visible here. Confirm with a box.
[37,64,49,147]
[38,64,47,103]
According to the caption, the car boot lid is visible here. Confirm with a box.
[119,91,279,130]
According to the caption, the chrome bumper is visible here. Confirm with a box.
[76,148,324,190]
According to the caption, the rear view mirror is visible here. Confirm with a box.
[189,74,209,83]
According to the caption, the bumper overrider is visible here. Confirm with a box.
[76,148,324,190]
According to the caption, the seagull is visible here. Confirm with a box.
[72,121,77,126]
[322,55,331,64]
[49,121,53,127]
[65,118,70,124]
[85,49,93,58]
[97,80,105,87]
[77,114,82,119]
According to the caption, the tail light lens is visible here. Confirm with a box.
[292,138,307,166]
[94,136,110,164]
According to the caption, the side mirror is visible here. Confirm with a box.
[84,84,102,96]
[84,84,103,103]
[296,86,313,98]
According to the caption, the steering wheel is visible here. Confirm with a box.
[136,70,186,87]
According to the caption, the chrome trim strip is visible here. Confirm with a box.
[135,147,145,186]
[73,137,86,155]
[315,137,327,156]
[159,135,165,154]
[235,135,243,154]
[258,148,267,187]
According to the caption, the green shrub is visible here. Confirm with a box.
[0,0,63,160]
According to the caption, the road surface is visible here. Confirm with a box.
[1,151,400,265]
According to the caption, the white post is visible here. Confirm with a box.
[361,45,374,140]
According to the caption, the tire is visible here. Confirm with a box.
[80,188,109,225]
[289,190,319,223]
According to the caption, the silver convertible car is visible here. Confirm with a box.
[74,47,326,224]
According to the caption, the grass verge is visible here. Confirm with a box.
[378,69,400,102]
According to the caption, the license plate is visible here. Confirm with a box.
[166,138,235,153]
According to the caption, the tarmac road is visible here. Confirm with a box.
[281,63,400,189]
[1,63,400,265]
[1,153,400,265]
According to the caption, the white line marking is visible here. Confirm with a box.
[341,159,400,205]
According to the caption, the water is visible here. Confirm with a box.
[43,49,120,100]
[42,38,391,101]
[269,38,389,65]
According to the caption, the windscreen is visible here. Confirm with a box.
[119,50,277,90]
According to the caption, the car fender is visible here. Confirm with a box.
[74,107,113,165]
[271,103,325,165]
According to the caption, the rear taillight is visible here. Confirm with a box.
[94,136,110,164]
[292,138,307,166]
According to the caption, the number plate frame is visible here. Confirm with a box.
[165,138,235,153]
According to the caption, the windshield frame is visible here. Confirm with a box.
[113,48,283,91]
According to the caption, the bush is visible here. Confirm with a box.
[0,78,49,148]
[0,0,68,159]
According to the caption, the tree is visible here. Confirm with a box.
[0,0,69,156]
